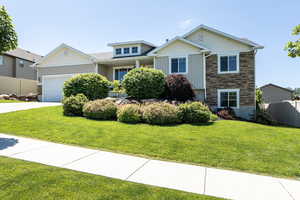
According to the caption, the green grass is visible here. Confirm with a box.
[0,106,300,178]
[0,100,25,103]
[0,156,220,200]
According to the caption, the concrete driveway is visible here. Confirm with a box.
[0,102,61,113]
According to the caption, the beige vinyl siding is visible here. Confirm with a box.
[98,65,113,81]
[37,64,96,82]
[155,54,204,89]
[261,86,293,104]
[0,55,14,77]
[15,58,36,80]
[185,29,252,52]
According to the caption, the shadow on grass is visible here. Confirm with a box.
[0,137,18,150]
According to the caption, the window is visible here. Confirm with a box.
[0,56,3,65]
[132,47,138,54]
[170,57,187,73]
[218,89,239,108]
[123,48,130,54]
[114,68,131,81]
[116,48,122,55]
[218,55,239,73]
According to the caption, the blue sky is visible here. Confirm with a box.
[1,0,300,88]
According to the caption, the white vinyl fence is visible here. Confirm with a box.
[264,101,300,128]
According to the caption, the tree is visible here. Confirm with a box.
[256,88,263,110]
[0,6,18,53]
[285,24,300,58]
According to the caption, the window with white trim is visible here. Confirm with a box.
[131,47,138,54]
[114,68,132,81]
[218,55,239,73]
[123,47,130,54]
[0,56,3,65]
[218,89,239,108]
[116,48,122,55]
[170,57,187,73]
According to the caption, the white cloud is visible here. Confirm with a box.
[178,19,193,29]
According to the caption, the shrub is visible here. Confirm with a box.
[117,104,142,123]
[62,94,88,116]
[210,114,219,121]
[122,68,165,99]
[217,108,236,120]
[142,103,180,125]
[112,80,125,93]
[63,73,111,100]
[83,99,117,120]
[178,102,211,123]
[255,109,277,125]
[256,88,263,109]
[164,74,195,101]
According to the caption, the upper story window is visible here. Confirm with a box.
[218,89,240,108]
[0,56,3,65]
[170,57,187,74]
[123,47,130,54]
[116,48,122,55]
[132,47,138,54]
[218,54,239,74]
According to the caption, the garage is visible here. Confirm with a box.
[42,74,74,102]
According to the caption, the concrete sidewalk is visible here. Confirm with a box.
[0,133,299,200]
[0,102,61,113]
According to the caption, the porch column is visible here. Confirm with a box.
[135,60,140,68]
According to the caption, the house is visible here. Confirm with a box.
[33,24,263,120]
[0,48,42,80]
[260,83,293,104]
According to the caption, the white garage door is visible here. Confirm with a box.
[42,74,74,102]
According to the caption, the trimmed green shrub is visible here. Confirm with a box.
[83,99,117,120]
[142,103,180,125]
[63,73,111,100]
[117,104,142,123]
[210,114,219,121]
[62,93,88,116]
[122,68,165,99]
[178,102,211,123]
[164,74,195,101]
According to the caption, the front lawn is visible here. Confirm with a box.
[0,106,300,178]
[0,100,24,103]
[0,156,220,200]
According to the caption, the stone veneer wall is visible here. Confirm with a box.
[206,51,256,119]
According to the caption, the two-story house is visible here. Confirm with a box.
[33,24,263,120]
[0,48,42,80]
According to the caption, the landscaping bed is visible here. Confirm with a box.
[0,156,220,200]
[0,106,300,179]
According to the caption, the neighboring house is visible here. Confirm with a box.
[260,83,293,104]
[33,24,263,120]
[0,48,42,80]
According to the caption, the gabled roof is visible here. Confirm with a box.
[4,48,42,62]
[90,52,113,61]
[33,43,97,66]
[182,24,264,49]
[148,36,210,55]
[260,83,294,93]
[107,40,156,47]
